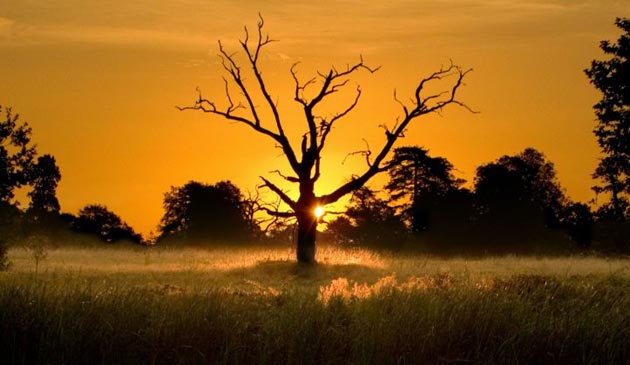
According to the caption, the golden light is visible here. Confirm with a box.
[314,206,325,219]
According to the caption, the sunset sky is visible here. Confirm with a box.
[0,1,627,234]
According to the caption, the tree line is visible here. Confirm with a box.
[0,129,625,255]
[325,146,600,254]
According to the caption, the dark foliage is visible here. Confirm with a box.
[561,202,594,248]
[0,106,36,204]
[26,155,61,224]
[0,203,21,269]
[385,146,465,232]
[406,188,478,252]
[0,106,64,267]
[158,180,257,245]
[473,148,568,242]
[326,187,407,249]
[585,17,630,220]
[71,205,142,244]
[592,220,630,252]
[0,106,36,268]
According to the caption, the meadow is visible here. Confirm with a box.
[1,244,630,364]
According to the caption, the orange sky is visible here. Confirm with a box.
[0,1,627,235]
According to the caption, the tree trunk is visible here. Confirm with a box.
[611,184,624,221]
[296,211,317,264]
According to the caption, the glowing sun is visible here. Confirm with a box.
[314,206,325,219]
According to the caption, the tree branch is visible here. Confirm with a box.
[244,188,295,234]
[297,57,379,181]
[261,208,295,218]
[240,14,285,138]
[259,176,297,209]
[320,63,473,205]
[177,89,282,145]
[269,169,300,183]
[179,16,302,177]
[317,85,362,154]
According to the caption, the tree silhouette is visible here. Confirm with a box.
[326,187,407,249]
[180,16,472,263]
[27,155,61,222]
[0,106,60,269]
[158,180,257,244]
[585,17,630,220]
[0,106,36,204]
[474,148,568,242]
[385,146,465,232]
[561,202,594,248]
[72,204,141,244]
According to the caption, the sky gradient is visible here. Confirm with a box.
[1,0,627,234]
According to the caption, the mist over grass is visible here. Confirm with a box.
[2,245,630,364]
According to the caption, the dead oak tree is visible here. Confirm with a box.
[180,17,472,263]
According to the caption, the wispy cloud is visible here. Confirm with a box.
[0,17,15,38]
[0,20,213,49]
[0,0,621,53]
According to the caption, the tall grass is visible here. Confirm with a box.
[1,246,630,364]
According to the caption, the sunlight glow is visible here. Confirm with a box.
[314,206,325,219]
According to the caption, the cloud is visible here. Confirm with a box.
[0,17,15,38]
[0,20,213,49]
[43,26,211,48]
[0,0,619,53]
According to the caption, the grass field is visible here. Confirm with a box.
[2,244,630,364]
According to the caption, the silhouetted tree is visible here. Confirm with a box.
[0,106,36,204]
[474,148,568,243]
[72,204,141,244]
[0,202,19,269]
[585,17,630,220]
[561,202,594,248]
[385,146,465,231]
[265,220,297,245]
[411,188,476,246]
[27,155,61,223]
[325,216,356,247]
[1,106,39,268]
[158,180,256,244]
[326,187,407,249]
[180,16,472,263]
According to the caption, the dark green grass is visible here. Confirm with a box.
[1,271,629,364]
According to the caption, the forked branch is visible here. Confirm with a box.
[178,16,301,176]
[320,63,474,205]
[244,189,293,233]
[291,57,379,182]
[259,176,297,209]
[180,16,473,223]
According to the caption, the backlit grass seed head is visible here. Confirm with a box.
[318,274,454,305]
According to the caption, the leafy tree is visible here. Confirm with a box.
[561,202,594,248]
[180,17,471,263]
[1,106,37,269]
[474,148,568,238]
[27,155,61,222]
[158,181,256,244]
[0,202,18,270]
[325,216,356,246]
[326,187,407,248]
[585,18,630,220]
[72,204,141,244]
[412,188,475,238]
[385,146,465,231]
[0,106,36,204]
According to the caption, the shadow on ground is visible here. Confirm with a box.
[225,260,387,287]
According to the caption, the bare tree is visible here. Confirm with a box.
[180,16,472,263]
